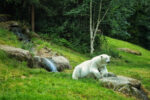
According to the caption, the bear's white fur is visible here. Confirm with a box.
[72,54,111,80]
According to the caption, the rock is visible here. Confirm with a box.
[131,87,149,100]
[0,14,11,22]
[10,25,30,42]
[10,21,19,27]
[0,20,31,42]
[33,56,42,68]
[41,57,58,72]
[99,75,148,100]
[86,72,116,79]
[22,27,30,35]
[52,56,72,71]
[0,45,33,67]
[0,21,19,29]
[103,72,117,77]
[118,48,142,55]
[32,55,71,72]
[0,45,71,72]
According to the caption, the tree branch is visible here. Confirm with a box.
[93,1,109,39]
[93,0,103,39]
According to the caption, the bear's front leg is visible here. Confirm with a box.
[101,66,108,77]
[90,68,102,79]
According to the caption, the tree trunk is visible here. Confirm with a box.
[90,38,94,54]
[90,0,94,54]
[31,5,35,32]
[89,0,109,54]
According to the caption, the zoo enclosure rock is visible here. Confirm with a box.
[0,44,71,71]
[33,56,72,72]
[0,45,33,67]
[0,14,11,22]
[99,75,149,100]
[51,56,72,71]
[32,47,71,71]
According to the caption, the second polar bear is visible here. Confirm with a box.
[72,54,111,80]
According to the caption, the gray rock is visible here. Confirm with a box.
[33,56,71,72]
[41,57,58,72]
[103,72,117,77]
[10,21,19,27]
[0,45,71,72]
[99,75,148,100]
[33,56,41,68]
[85,72,116,79]
[0,45,33,67]
[52,56,72,71]
[0,14,11,22]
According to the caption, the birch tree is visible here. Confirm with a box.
[90,0,109,54]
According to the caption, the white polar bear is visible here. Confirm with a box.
[72,54,111,80]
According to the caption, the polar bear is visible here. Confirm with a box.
[72,54,111,80]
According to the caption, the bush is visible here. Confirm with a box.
[91,47,120,58]
[91,36,120,58]
[21,41,34,51]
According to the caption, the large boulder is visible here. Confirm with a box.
[33,56,71,72]
[40,57,58,72]
[99,75,149,100]
[33,56,42,68]
[0,45,33,67]
[0,21,19,30]
[52,56,72,71]
[0,45,71,72]
[0,14,11,22]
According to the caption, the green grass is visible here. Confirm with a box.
[0,61,133,100]
[0,28,22,47]
[0,29,150,100]
[105,37,150,91]
[0,56,133,100]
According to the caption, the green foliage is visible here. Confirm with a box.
[64,0,89,16]
[106,0,135,39]
[105,0,150,49]
[128,0,150,49]
[0,0,150,51]
[21,42,34,51]
[4,0,40,6]
[39,19,97,53]
[92,45,120,59]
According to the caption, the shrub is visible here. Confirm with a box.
[91,36,120,58]
[21,42,34,51]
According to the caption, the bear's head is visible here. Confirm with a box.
[100,54,111,64]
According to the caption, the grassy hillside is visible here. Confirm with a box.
[106,37,150,91]
[0,28,150,100]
